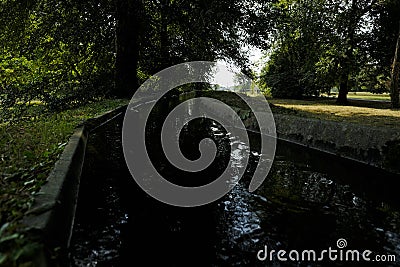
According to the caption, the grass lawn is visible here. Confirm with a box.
[0,99,128,247]
[327,92,391,101]
[269,98,400,129]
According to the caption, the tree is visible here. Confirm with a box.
[1,0,117,120]
[334,0,378,104]
[112,0,259,97]
[136,0,253,77]
[257,0,385,101]
[369,0,400,107]
[390,21,400,108]
[115,0,140,98]
[258,0,335,98]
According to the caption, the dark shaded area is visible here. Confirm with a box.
[70,99,400,266]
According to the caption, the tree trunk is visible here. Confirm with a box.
[337,77,349,104]
[159,0,170,70]
[390,21,400,109]
[336,0,357,105]
[115,0,139,99]
[336,47,352,104]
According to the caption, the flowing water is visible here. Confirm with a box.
[69,98,400,267]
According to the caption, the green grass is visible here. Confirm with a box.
[327,92,391,101]
[269,98,400,129]
[0,99,128,250]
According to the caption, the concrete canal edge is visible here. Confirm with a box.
[198,96,400,175]
[273,114,400,174]
[21,104,128,266]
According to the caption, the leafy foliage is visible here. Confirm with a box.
[257,0,400,102]
[259,0,332,98]
[0,0,116,122]
[136,0,253,76]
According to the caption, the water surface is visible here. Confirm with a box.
[70,98,400,266]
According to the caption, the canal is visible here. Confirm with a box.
[69,97,400,266]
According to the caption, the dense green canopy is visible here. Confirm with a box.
[1,0,399,121]
[258,0,400,106]
[1,0,259,121]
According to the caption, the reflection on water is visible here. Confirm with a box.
[70,99,400,266]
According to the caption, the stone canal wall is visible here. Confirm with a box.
[273,114,400,174]
[22,104,128,266]
[198,96,400,174]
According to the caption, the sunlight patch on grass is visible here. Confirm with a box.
[270,98,400,129]
[326,92,391,101]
